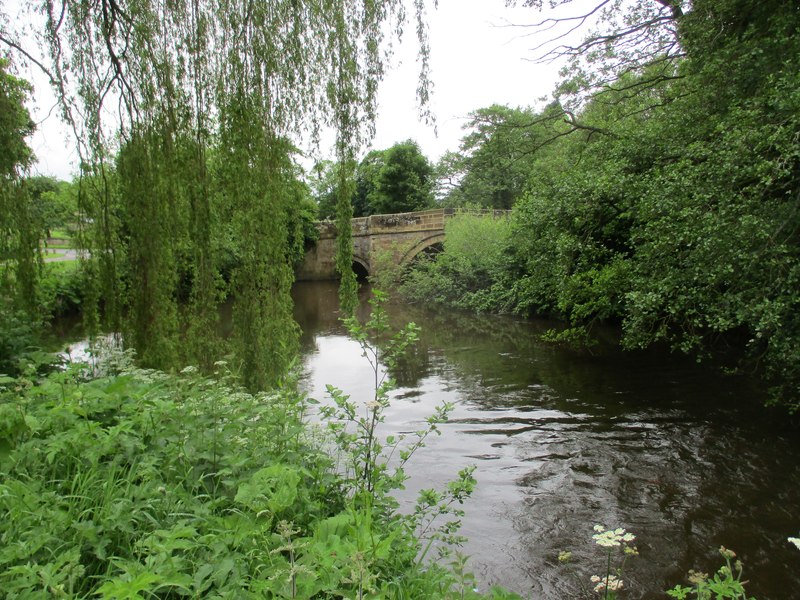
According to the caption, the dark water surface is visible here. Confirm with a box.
[293,281,800,599]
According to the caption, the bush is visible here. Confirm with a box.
[38,261,88,318]
[0,300,38,376]
[402,213,515,313]
[0,320,522,598]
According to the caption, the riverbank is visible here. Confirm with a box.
[294,281,798,599]
[0,358,525,599]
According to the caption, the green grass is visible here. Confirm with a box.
[43,260,79,272]
[49,227,74,240]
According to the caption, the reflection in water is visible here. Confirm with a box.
[292,281,800,599]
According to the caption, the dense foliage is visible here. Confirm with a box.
[0,58,38,317]
[316,140,435,219]
[0,314,523,599]
[407,0,800,409]
[402,213,514,313]
[436,105,553,209]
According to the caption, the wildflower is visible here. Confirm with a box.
[789,537,800,551]
[592,525,635,548]
[624,545,639,556]
[719,546,736,560]
[687,570,708,585]
[592,574,624,593]
[365,400,381,410]
[558,551,572,563]
[180,365,198,374]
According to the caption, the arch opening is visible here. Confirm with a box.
[400,233,446,266]
[351,259,369,282]
[404,242,443,276]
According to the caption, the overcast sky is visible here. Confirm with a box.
[370,0,564,162]
[18,0,567,181]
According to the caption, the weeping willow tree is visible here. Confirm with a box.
[0,58,39,317]
[3,0,432,387]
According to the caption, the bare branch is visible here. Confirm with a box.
[0,33,58,85]
[497,0,615,32]
[563,109,616,138]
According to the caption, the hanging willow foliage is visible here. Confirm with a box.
[0,59,39,318]
[14,0,431,388]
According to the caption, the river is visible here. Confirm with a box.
[292,280,800,599]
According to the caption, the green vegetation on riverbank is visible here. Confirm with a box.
[0,261,87,376]
[402,0,800,411]
[0,321,524,600]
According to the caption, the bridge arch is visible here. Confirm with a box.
[399,233,446,266]
[352,255,370,280]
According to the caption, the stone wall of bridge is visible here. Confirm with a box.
[295,208,507,281]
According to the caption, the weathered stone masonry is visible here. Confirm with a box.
[296,208,454,280]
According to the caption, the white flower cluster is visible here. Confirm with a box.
[592,524,636,548]
[789,536,800,551]
[591,574,624,593]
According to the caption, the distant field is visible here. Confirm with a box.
[45,225,77,250]
[44,258,79,270]
[49,228,73,239]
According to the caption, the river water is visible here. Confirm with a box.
[292,281,800,599]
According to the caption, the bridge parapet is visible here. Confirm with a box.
[315,208,507,239]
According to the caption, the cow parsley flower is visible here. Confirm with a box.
[592,525,636,548]
[592,574,624,593]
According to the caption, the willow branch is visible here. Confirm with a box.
[0,33,58,85]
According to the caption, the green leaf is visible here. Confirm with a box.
[234,464,301,515]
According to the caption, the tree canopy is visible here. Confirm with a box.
[312,139,435,218]
[437,105,555,209]
[408,0,800,410]
[359,140,434,216]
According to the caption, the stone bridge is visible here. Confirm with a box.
[296,207,507,280]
